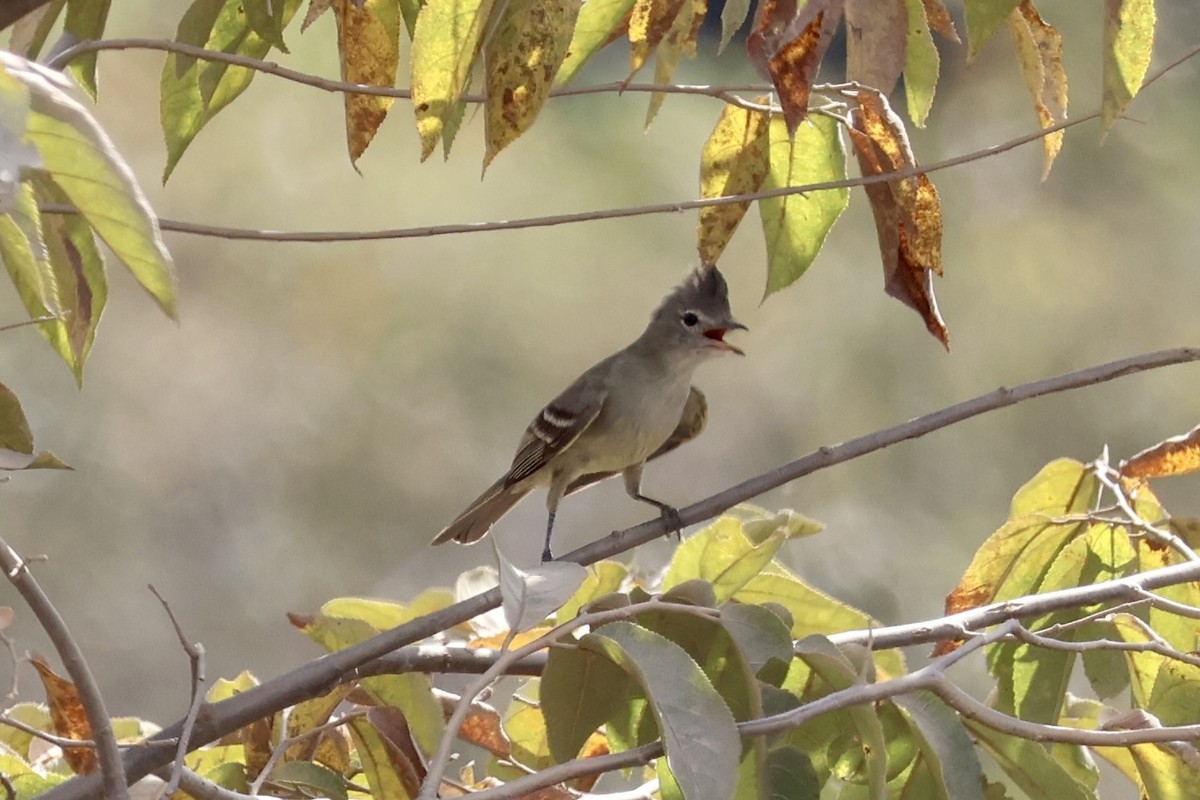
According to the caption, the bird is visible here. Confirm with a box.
[431,265,746,562]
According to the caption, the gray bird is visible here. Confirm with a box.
[432,266,746,562]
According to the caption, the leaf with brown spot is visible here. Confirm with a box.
[644,0,705,126]
[1007,1,1067,181]
[28,653,94,775]
[697,101,769,264]
[746,0,843,134]
[438,694,510,756]
[1121,425,1200,480]
[627,0,688,78]
[483,0,580,169]
[844,0,906,95]
[848,88,947,347]
[333,0,400,166]
[348,709,424,799]
[302,0,333,31]
[921,0,958,42]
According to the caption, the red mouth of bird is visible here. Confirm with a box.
[703,328,744,355]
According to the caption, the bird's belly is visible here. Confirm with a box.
[560,384,689,473]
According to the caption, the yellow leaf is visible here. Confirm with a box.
[333,0,400,166]
[412,0,499,160]
[1007,1,1067,180]
[1101,0,1155,135]
[484,0,580,168]
[644,0,704,126]
[1121,424,1200,480]
[697,101,769,264]
[29,654,94,775]
[555,0,636,86]
[627,0,687,77]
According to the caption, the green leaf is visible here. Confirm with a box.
[902,0,939,126]
[718,0,751,54]
[243,0,291,51]
[759,113,849,298]
[348,716,416,800]
[63,0,112,99]
[662,516,787,603]
[410,0,498,160]
[963,0,1021,60]
[1,56,177,318]
[161,0,302,180]
[1101,0,1155,135]
[718,602,794,678]
[966,719,1094,800]
[266,761,348,800]
[542,641,631,762]
[581,620,741,800]
[0,184,68,365]
[764,746,820,800]
[497,547,587,633]
[892,691,982,800]
[554,0,637,86]
[206,671,259,702]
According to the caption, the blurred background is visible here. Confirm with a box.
[0,0,1197,750]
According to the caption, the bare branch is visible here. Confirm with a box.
[0,537,128,800]
[149,585,207,798]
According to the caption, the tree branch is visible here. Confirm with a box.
[37,347,1200,800]
[0,537,128,800]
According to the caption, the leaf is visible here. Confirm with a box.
[965,719,1094,800]
[556,560,628,622]
[963,0,1021,61]
[63,0,112,100]
[661,516,787,603]
[28,654,94,775]
[922,0,958,43]
[36,177,107,383]
[243,0,291,51]
[504,680,554,769]
[846,87,946,347]
[496,546,587,634]
[302,0,333,30]
[902,0,939,126]
[266,761,349,800]
[581,621,741,800]
[1007,2,1067,180]
[844,0,906,95]
[411,0,498,160]
[1120,423,1200,479]
[764,746,820,800]
[284,685,354,761]
[719,603,794,678]
[455,565,508,637]
[542,640,631,762]
[161,0,302,181]
[746,0,843,135]
[644,0,703,127]
[333,0,400,166]
[760,112,849,297]
[9,0,66,61]
[0,184,67,363]
[627,0,687,79]
[893,691,983,800]
[697,102,769,265]
[554,0,636,86]
[348,713,421,800]
[1101,0,1155,136]
[483,0,579,168]
[718,0,752,53]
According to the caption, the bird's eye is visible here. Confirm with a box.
[681,311,699,327]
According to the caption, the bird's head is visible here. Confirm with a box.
[649,265,747,357]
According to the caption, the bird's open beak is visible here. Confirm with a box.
[703,320,747,355]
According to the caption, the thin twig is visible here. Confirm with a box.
[247,708,366,796]
[0,537,128,800]
[1130,586,1200,620]
[0,713,95,749]
[37,347,1200,800]
[149,585,207,797]
[0,315,58,333]
[1009,620,1200,669]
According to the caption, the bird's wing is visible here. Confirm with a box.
[505,369,609,486]
[563,385,708,496]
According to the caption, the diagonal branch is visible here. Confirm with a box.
[0,537,128,800]
[36,346,1200,800]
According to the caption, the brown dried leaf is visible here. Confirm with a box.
[333,0,401,165]
[28,653,94,774]
[302,0,334,30]
[1007,1,1067,180]
[242,715,275,777]
[921,0,959,42]
[844,0,906,95]
[644,0,705,126]
[1121,425,1200,480]
[848,89,947,347]
[697,101,770,263]
[438,694,511,756]
[746,0,844,134]
[627,0,688,77]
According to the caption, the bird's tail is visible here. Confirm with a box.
[431,477,527,545]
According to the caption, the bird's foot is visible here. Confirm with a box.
[659,505,683,540]
[541,547,555,563]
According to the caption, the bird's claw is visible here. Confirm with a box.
[660,505,683,539]
[541,547,555,563]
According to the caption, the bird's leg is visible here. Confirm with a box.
[542,510,557,563]
[623,466,683,538]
